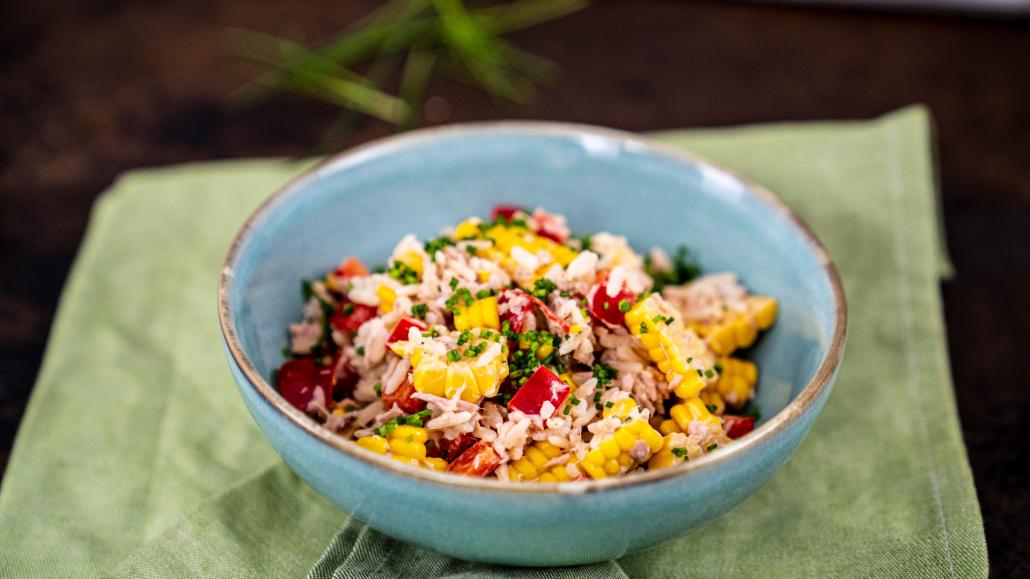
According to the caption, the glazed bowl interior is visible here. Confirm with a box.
[223,123,842,487]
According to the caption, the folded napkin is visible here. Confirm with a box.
[0,106,986,578]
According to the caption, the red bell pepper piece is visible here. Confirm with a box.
[447,440,501,476]
[723,415,756,438]
[490,204,523,222]
[278,358,334,413]
[386,318,427,344]
[590,270,637,326]
[508,366,571,416]
[381,374,426,414]
[330,300,377,333]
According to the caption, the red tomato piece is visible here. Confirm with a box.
[490,204,523,222]
[386,318,427,344]
[330,301,377,333]
[333,256,369,278]
[330,352,359,400]
[532,209,570,244]
[723,415,756,438]
[590,270,637,326]
[508,366,571,416]
[381,375,426,414]
[438,434,476,462]
[447,440,501,476]
[278,358,334,413]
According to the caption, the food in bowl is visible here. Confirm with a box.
[275,205,777,481]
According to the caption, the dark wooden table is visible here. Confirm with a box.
[2,0,1027,574]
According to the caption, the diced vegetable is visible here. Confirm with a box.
[381,375,426,414]
[453,296,500,330]
[436,434,476,462]
[590,270,637,326]
[277,359,334,412]
[624,294,706,398]
[333,257,369,278]
[447,440,501,476]
[723,415,755,438]
[356,425,447,471]
[330,300,377,333]
[510,440,578,482]
[387,318,427,344]
[507,366,570,415]
[580,414,663,479]
[490,204,523,222]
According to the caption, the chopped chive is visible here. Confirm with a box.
[356,346,365,356]
[449,277,459,290]
[672,447,689,458]
[373,382,382,396]
[411,303,428,319]
[446,350,461,362]
[617,299,631,313]
[639,322,649,334]
[706,443,718,452]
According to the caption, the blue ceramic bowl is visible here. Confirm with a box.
[218,123,847,566]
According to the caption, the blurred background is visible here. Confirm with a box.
[1,0,1027,574]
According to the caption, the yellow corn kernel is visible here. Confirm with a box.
[483,225,577,284]
[568,324,583,335]
[477,270,491,283]
[538,460,579,482]
[376,284,397,314]
[356,436,389,454]
[603,398,637,420]
[648,434,688,470]
[706,322,738,356]
[424,457,448,471]
[670,397,721,432]
[511,440,564,481]
[699,390,725,416]
[409,340,508,402]
[535,342,554,360]
[396,250,424,276]
[659,418,681,435]
[454,218,482,241]
[625,295,707,397]
[712,357,758,409]
[580,419,663,479]
[698,296,777,356]
[749,296,778,330]
[453,296,500,331]
[387,425,428,458]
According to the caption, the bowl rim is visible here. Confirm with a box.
[217,121,848,494]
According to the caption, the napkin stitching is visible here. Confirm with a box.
[886,123,957,579]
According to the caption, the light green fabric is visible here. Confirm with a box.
[0,106,987,577]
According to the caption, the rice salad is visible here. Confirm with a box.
[274,206,777,481]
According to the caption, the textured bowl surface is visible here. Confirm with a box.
[218,122,847,566]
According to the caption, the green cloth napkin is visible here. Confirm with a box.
[0,106,987,578]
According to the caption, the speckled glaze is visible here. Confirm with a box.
[218,123,847,566]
